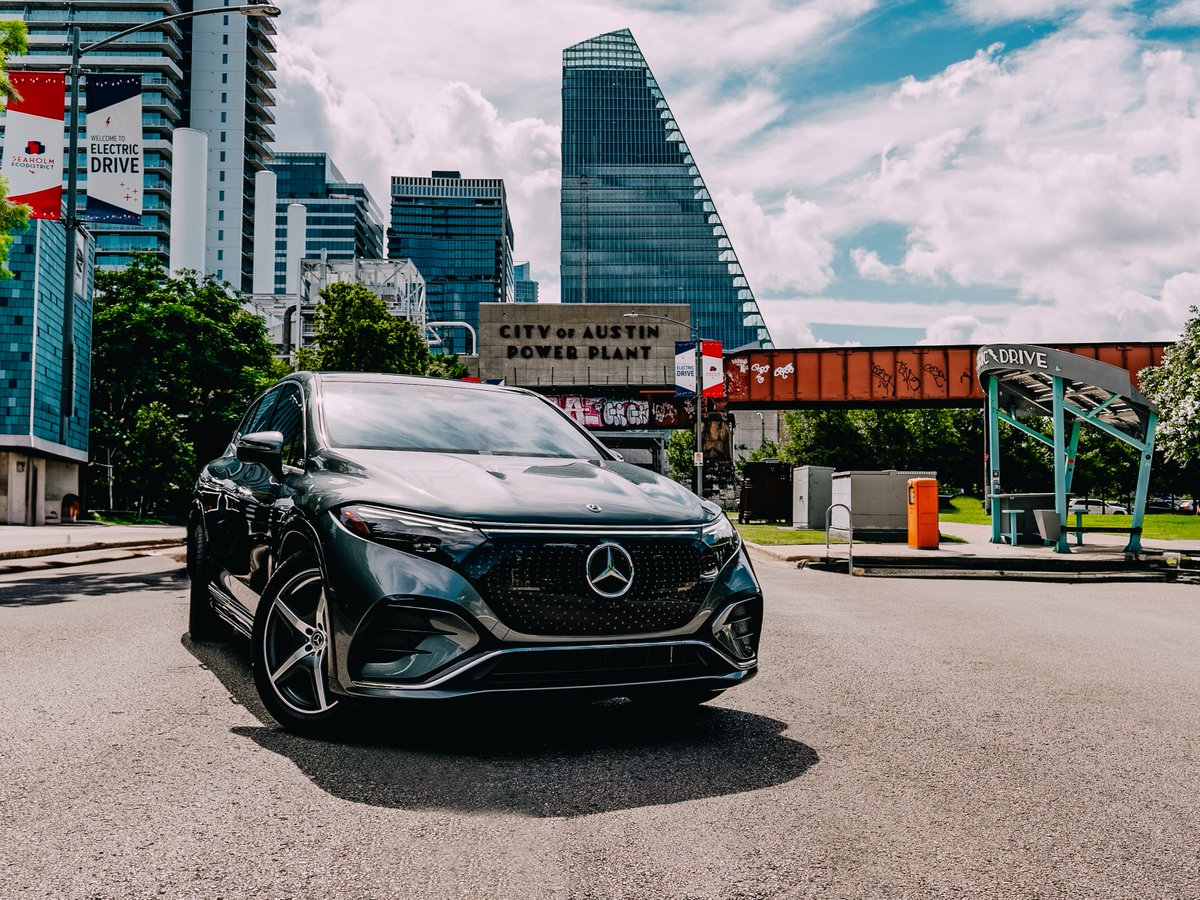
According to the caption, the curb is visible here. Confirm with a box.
[0,541,185,575]
[0,537,184,563]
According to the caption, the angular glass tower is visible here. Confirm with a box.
[561,28,771,350]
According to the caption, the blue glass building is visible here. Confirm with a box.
[388,170,514,355]
[561,29,771,350]
[514,261,539,303]
[0,221,94,524]
[268,152,385,293]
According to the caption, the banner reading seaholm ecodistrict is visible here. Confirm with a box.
[83,74,142,223]
[674,340,725,398]
[1,72,65,219]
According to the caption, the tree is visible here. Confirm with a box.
[0,20,30,279]
[122,402,196,517]
[666,429,694,484]
[1140,306,1200,465]
[297,281,430,375]
[90,255,279,513]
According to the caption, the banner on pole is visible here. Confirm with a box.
[1,72,66,219]
[83,74,142,223]
[674,340,725,398]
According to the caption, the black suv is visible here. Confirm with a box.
[187,373,761,734]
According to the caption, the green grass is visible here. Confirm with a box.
[90,511,165,526]
[939,495,990,524]
[735,524,843,545]
[943,496,1200,541]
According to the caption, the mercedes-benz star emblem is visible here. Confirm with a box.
[587,503,602,513]
[585,542,635,599]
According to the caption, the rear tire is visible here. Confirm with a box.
[252,553,352,737]
[187,518,224,642]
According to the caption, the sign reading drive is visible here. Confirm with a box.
[674,340,724,398]
[83,75,143,224]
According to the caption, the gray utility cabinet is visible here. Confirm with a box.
[830,470,937,542]
[792,466,835,529]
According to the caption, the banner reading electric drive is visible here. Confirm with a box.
[674,340,725,398]
[1,72,66,219]
[83,75,142,223]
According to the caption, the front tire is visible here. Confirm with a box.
[251,553,351,736]
[187,518,224,642]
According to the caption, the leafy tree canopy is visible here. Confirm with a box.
[297,281,430,375]
[1140,306,1200,465]
[90,255,279,512]
[0,19,30,279]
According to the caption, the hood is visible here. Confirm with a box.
[312,450,709,526]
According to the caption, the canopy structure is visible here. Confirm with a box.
[977,344,1159,553]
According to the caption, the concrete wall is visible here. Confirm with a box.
[0,452,79,525]
[477,303,692,388]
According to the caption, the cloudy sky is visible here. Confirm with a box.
[273,0,1200,347]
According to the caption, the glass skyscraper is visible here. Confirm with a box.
[561,28,771,350]
[513,261,539,303]
[269,152,385,293]
[388,170,514,355]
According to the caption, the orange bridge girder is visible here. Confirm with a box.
[723,343,1168,408]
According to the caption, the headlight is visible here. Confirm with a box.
[335,504,487,565]
[700,510,739,577]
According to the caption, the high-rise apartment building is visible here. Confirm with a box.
[0,0,186,271]
[388,170,514,355]
[188,0,277,291]
[560,28,771,350]
[268,151,384,293]
[513,261,538,303]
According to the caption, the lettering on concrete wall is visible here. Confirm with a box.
[499,322,659,361]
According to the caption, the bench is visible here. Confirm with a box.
[1065,511,1141,547]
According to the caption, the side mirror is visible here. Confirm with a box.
[235,430,284,479]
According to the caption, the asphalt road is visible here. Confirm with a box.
[1,552,1198,899]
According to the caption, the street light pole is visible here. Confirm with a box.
[56,2,281,443]
[624,311,705,498]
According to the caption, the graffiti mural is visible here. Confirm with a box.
[547,395,696,430]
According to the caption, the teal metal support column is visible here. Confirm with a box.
[1126,412,1157,553]
[1051,376,1070,553]
[987,376,1002,543]
[1064,420,1082,496]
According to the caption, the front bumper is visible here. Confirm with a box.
[314,514,763,701]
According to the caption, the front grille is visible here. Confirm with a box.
[469,643,719,689]
[464,537,722,636]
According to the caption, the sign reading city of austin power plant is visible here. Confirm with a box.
[83,75,143,224]
[1,72,65,219]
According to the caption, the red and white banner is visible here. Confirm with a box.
[1,72,65,219]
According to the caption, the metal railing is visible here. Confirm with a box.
[824,503,854,575]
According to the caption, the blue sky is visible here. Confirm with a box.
[275,1,1200,347]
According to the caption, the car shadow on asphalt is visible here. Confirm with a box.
[0,568,185,606]
[184,633,820,818]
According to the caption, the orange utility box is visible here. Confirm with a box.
[906,477,939,549]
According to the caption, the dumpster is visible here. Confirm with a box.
[738,460,792,523]
[906,478,939,549]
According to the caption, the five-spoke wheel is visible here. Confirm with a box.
[252,554,349,734]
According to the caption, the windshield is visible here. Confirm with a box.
[319,380,605,458]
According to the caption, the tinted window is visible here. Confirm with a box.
[268,385,306,468]
[239,389,279,438]
[320,381,602,458]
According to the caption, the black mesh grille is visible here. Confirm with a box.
[464,538,721,636]
[471,643,718,689]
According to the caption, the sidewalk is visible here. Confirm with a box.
[745,521,1198,582]
[0,523,186,573]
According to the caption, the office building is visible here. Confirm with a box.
[268,152,384,293]
[514,261,538,303]
[560,28,772,350]
[0,221,94,524]
[388,170,514,355]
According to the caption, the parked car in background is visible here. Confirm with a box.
[1068,498,1129,515]
[187,373,762,735]
[1180,499,1197,515]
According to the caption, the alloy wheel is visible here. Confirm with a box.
[261,567,338,715]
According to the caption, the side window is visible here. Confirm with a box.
[268,385,306,469]
[237,389,280,441]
